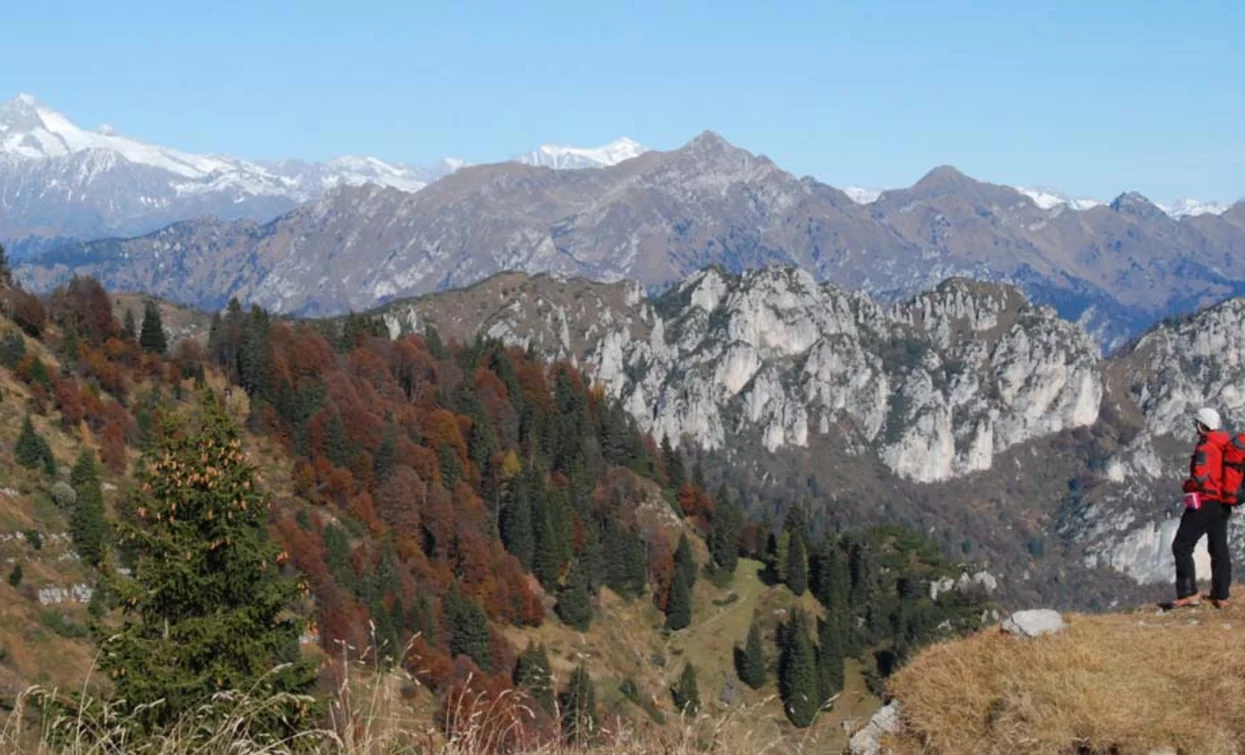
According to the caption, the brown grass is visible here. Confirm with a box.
[887,593,1245,754]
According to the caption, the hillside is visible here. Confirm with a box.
[16,132,1245,346]
[877,596,1245,753]
[0,272,1001,751]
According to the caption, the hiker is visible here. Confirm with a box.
[1172,407,1233,608]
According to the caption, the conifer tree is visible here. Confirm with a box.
[532,489,562,589]
[661,435,685,490]
[664,568,692,631]
[816,614,845,704]
[100,393,316,735]
[514,642,555,715]
[373,425,397,482]
[15,415,54,475]
[673,532,697,590]
[737,618,767,689]
[7,562,21,588]
[778,610,819,728]
[500,473,534,570]
[139,299,167,355]
[561,664,597,745]
[445,585,492,672]
[0,241,10,287]
[556,559,592,631]
[786,530,808,596]
[122,309,137,341]
[69,449,107,568]
[709,487,742,574]
[671,661,700,715]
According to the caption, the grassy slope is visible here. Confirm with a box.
[886,595,1245,754]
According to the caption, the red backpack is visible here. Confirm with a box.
[1221,433,1245,505]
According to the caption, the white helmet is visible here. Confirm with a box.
[1196,407,1221,431]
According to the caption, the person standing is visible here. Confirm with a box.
[1172,407,1233,608]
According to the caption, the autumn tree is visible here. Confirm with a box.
[99,392,317,736]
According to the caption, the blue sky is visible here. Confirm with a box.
[3,0,1243,202]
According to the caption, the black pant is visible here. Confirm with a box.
[1172,501,1233,600]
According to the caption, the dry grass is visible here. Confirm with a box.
[887,593,1245,754]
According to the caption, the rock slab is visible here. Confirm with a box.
[850,701,902,755]
[1002,609,1066,638]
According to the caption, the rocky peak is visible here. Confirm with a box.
[1109,191,1165,221]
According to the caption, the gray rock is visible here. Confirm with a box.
[849,701,902,755]
[1001,609,1066,638]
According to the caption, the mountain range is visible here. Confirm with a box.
[0,93,645,257]
[13,120,1245,347]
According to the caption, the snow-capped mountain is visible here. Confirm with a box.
[513,137,648,169]
[1014,185,1234,219]
[0,93,464,255]
[1157,198,1233,218]
[840,186,884,204]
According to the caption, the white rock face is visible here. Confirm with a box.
[1001,609,1066,638]
[849,701,902,755]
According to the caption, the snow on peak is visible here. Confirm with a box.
[514,137,648,170]
[841,186,883,205]
[1015,186,1104,212]
[1157,198,1231,219]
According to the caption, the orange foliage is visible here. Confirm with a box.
[54,378,85,428]
[99,422,127,473]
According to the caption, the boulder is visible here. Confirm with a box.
[849,701,902,755]
[1001,609,1065,638]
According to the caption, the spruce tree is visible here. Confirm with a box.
[673,533,697,590]
[561,664,596,744]
[660,435,685,490]
[786,531,808,596]
[0,241,10,286]
[816,615,845,704]
[445,586,492,672]
[778,610,819,728]
[671,661,700,715]
[737,618,767,689]
[556,559,592,631]
[514,642,555,715]
[532,489,562,589]
[500,474,534,570]
[708,487,742,574]
[664,568,692,631]
[69,449,107,568]
[100,393,316,735]
[122,309,138,341]
[15,415,54,475]
[7,562,21,587]
[138,299,167,355]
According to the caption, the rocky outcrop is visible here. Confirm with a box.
[1001,609,1066,638]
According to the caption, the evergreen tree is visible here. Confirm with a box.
[736,618,767,689]
[69,449,107,568]
[664,568,692,631]
[555,559,592,631]
[324,412,351,468]
[7,562,21,588]
[708,487,742,574]
[15,415,54,475]
[673,533,697,590]
[561,664,597,745]
[445,586,492,672]
[373,425,397,482]
[138,299,167,355]
[532,487,562,589]
[0,241,10,287]
[778,610,819,728]
[500,473,534,570]
[100,393,316,735]
[671,661,700,715]
[816,614,845,704]
[514,642,555,715]
[122,309,137,341]
[661,435,685,490]
[785,530,808,596]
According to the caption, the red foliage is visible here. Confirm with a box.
[54,378,85,428]
[8,289,47,337]
[99,422,127,473]
[374,466,425,538]
[677,483,716,532]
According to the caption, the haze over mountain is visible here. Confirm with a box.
[17,128,1245,348]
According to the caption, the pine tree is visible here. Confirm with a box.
[736,618,767,689]
[445,585,492,672]
[786,531,808,596]
[500,473,534,570]
[69,449,107,568]
[671,661,700,715]
[122,309,137,341]
[139,299,167,355]
[816,614,845,704]
[0,241,10,287]
[661,435,685,490]
[15,415,54,475]
[556,559,592,631]
[778,610,819,728]
[7,562,21,588]
[532,487,562,589]
[514,642,555,715]
[708,487,742,574]
[100,392,316,735]
[561,664,597,745]
[664,568,692,631]
[673,533,697,590]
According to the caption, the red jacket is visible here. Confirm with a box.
[1184,430,1231,501]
